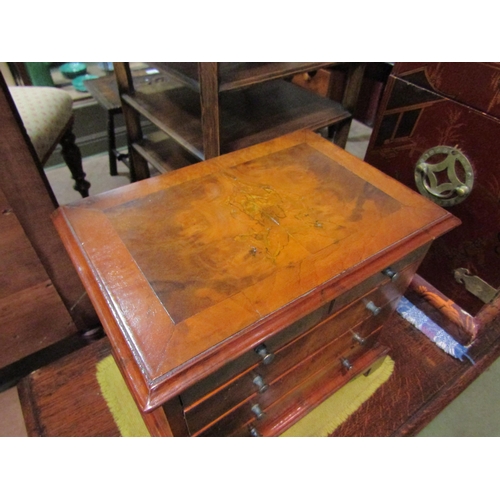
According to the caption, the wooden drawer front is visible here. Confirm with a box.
[197,328,387,437]
[196,331,386,437]
[181,251,422,410]
[180,302,332,408]
[184,284,400,435]
[248,343,391,437]
[329,244,427,315]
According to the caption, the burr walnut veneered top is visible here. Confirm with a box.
[53,130,459,410]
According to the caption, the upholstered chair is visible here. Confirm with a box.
[8,85,90,197]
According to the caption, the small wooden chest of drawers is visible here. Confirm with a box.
[53,130,458,436]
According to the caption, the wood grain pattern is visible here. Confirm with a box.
[52,131,459,425]
[18,337,120,437]
[332,306,500,436]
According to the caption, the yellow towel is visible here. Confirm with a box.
[96,355,394,437]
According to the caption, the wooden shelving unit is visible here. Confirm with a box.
[114,62,366,181]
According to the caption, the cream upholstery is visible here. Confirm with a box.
[7,84,90,197]
[9,85,73,162]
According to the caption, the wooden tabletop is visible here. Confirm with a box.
[52,130,459,413]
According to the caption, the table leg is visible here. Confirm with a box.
[108,112,118,176]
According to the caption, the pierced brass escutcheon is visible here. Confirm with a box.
[414,146,474,207]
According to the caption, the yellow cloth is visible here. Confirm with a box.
[96,355,394,437]
[96,355,150,437]
[281,355,394,437]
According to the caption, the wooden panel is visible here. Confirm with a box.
[0,186,80,369]
[393,62,500,120]
[0,281,77,370]
[18,337,119,437]
[365,74,500,316]
[0,189,47,300]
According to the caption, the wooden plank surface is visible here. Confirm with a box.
[18,337,120,437]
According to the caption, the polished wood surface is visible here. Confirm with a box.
[53,130,459,419]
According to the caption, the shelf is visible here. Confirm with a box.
[132,137,199,174]
[123,78,350,161]
[149,63,338,93]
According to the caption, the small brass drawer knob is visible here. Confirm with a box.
[341,358,353,371]
[251,403,266,420]
[249,426,261,437]
[252,374,269,393]
[382,267,398,280]
[255,344,275,365]
[352,332,366,345]
[365,300,382,316]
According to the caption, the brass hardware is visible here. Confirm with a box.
[255,344,275,365]
[365,301,381,316]
[352,332,366,345]
[414,146,474,207]
[454,268,499,304]
[251,403,265,419]
[382,267,398,280]
[341,358,353,371]
[249,426,261,437]
[252,374,269,393]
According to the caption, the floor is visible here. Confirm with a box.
[2,118,500,437]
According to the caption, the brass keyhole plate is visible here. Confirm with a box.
[414,146,474,207]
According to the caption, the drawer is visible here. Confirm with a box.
[194,311,391,437]
[180,301,332,407]
[329,244,427,315]
[181,247,424,410]
[184,287,400,434]
[248,343,391,437]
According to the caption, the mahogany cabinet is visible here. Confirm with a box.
[365,63,500,341]
[112,62,365,182]
[52,130,458,436]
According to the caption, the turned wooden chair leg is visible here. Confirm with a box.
[59,127,91,198]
